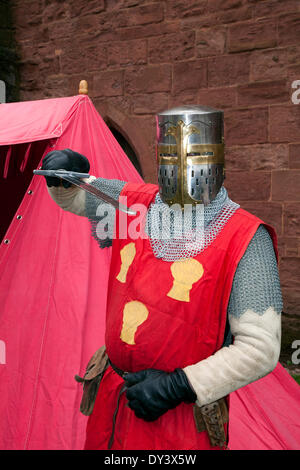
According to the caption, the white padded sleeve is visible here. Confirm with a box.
[183,306,281,407]
[47,176,96,217]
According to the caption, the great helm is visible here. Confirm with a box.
[156,105,225,206]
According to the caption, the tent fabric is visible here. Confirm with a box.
[0,95,299,450]
[229,363,300,450]
[0,141,51,242]
[0,95,143,450]
[0,96,83,145]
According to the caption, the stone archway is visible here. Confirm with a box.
[108,125,143,178]
[95,102,157,183]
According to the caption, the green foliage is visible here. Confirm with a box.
[292,375,300,386]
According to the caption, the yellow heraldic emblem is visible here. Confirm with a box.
[167,258,204,302]
[120,301,149,345]
[116,242,136,283]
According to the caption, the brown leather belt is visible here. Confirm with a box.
[109,359,229,449]
[108,359,128,379]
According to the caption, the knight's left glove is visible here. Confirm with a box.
[124,368,197,422]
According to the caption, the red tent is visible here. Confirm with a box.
[0,94,299,450]
[0,94,143,449]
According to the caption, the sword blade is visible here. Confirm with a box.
[61,174,136,215]
[33,169,136,215]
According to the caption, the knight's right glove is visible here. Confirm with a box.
[41,148,90,188]
[125,368,197,422]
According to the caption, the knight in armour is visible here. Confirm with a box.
[41,105,282,450]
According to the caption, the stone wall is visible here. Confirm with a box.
[11,0,300,316]
[0,0,19,102]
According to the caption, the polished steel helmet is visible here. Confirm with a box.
[156,105,225,206]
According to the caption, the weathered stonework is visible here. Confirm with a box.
[0,0,19,102]
[10,0,300,317]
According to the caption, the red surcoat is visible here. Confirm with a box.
[84,182,276,450]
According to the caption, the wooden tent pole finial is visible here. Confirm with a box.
[79,80,88,95]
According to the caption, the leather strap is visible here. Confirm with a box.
[109,358,229,449]
[193,398,229,448]
[108,359,128,379]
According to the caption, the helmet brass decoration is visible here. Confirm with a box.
[156,105,225,206]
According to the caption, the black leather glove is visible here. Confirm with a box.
[41,148,90,188]
[125,368,197,422]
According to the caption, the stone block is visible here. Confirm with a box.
[207,0,245,11]
[43,74,70,98]
[250,45,300,82]
[280,257,300,288]
[281,288,300,315]
[132,93,169,115]
[251,144,288,170]
[42,1,69,22]
[225,144,288,171]
[94,70,124,97]
[165,0,207,18]
[289,144,300,169]
[225,146,252,171]
[59,38,107,74]
[125,65,172,94]
[122,2,164,26]
[272,170,300,201]
[116,21,178,41]
[225,107,268,146]
[47,18,74,40]
[196,27,227,58]
[270,105,300,143]
[181,4,252,29]
[168,90,200,108]
[107,40,147,67]
[224,170,271,202]
[241,201,283,235]
[12,0,43,29]
[250,48,290,82]
[105,0,149,9]
[237,80,289,106]
[288,64,300,84]
[69,0,105,17]
[216,5,253,24]
[197,86,237,109]
[283,203,300,237]
[98,3,164,30]
[278,237,300,257]
[207,54,250,87]
[172,60,207,94]
[254,0,300,18]
[278,13,300,46]
[228,18,277,52]
[148,31,196,63]
[73,14,101,35]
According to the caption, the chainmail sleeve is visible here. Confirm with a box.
[85,177,126,249]
[184,224,282,407]
[227,224,283,318]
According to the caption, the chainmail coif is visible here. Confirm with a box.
[145,186,239,262]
